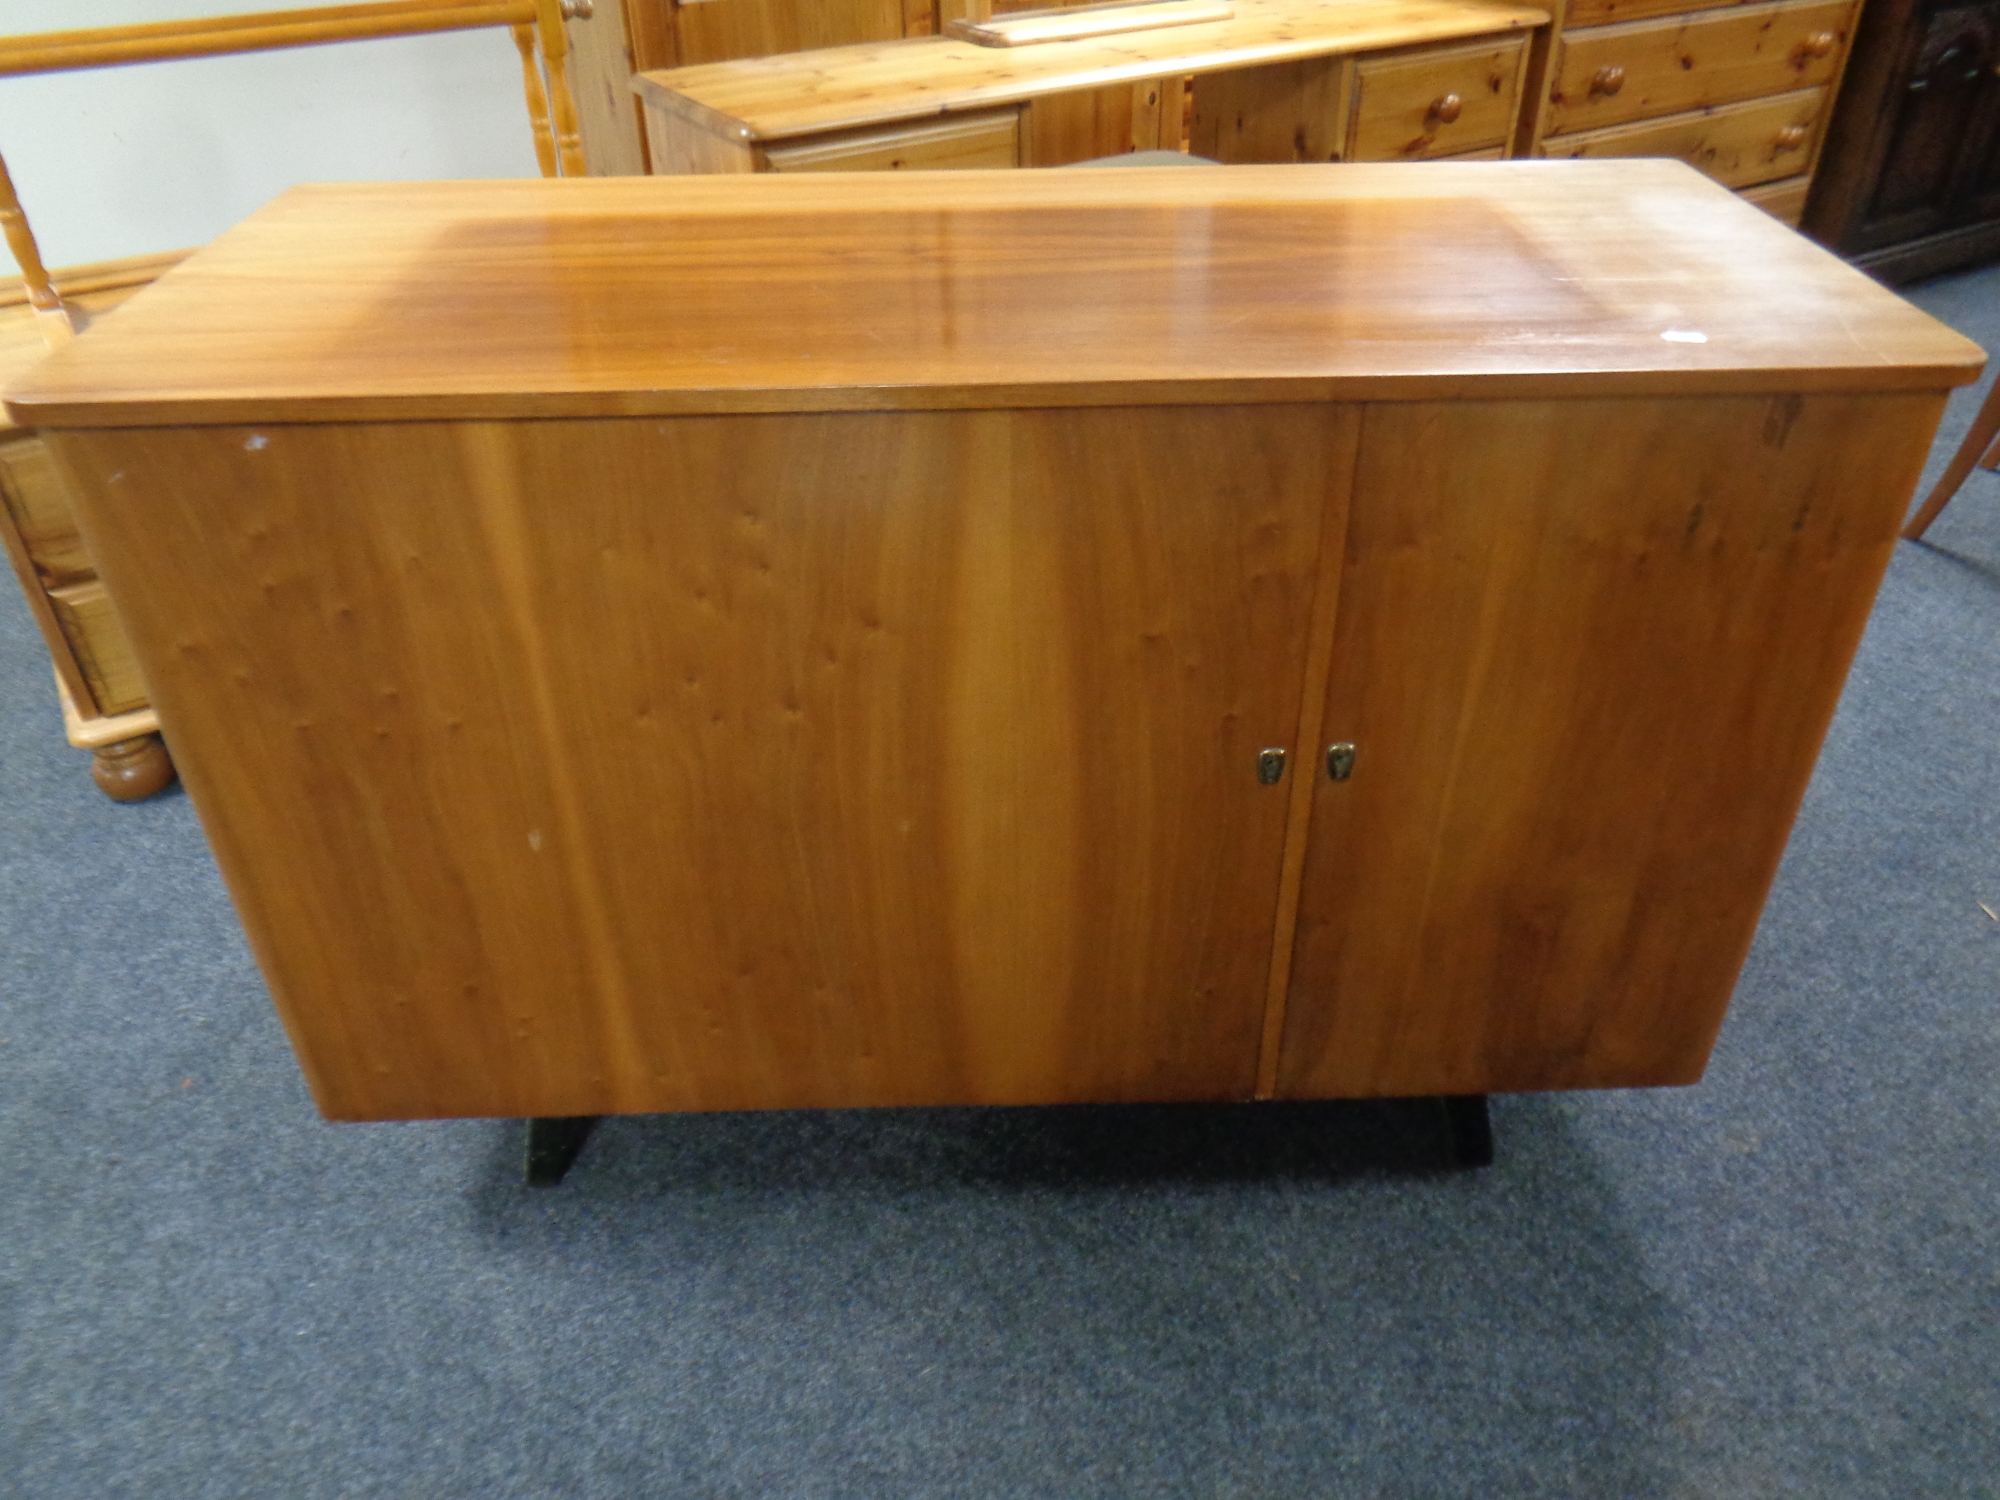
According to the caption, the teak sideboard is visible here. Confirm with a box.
[5,164,1980,1131]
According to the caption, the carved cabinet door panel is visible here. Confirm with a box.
[1850,2,2000,247]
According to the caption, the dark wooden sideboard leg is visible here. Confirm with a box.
[1440,1094,1494,1169]
[524,1115,600,1187]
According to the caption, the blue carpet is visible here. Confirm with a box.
[2,266,1996,1499]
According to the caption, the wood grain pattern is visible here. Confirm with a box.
[1023,81,1152,162]
[1188,54,1352,162]
[667,0,909,67]
[47,578,149,715]
[48,406,1348,1119]
[1507,0,1557,152]
[1187,35,1523,165]
[1135,73,1185,149]
[1540,85,1824,188]
[564,0,650,174]
[0,436,92,586]
[947,1,1235,47]
[42,421,625,1118]
[642,105,759,173]
[1254,400,1361,1097]
[1544,0,1851,135]
[1739,171,1809,223]
[1566,0,1766,22]
[0,274,172,745]
[1348,35,1527,159]
[622,0,678,71]
[22,163,1976,1119]
[1276,392,1945,1097]
[763,110,1022,171]
[0,248,189,313]
[5,165,1980,432]
[632,0,1549,142]
[53,669,158,752]
[0,441,96,714]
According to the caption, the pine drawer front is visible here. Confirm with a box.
[1565,0,1774,24]
[1541,85,1828,189]
[1547,0,1852,135]
[761,110,1022,172]
[1741,173,1811,224]
[1349,37,1529,161]
[48,579,149,717]
[0,436,94,588]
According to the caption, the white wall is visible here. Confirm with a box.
[0,1,543,269]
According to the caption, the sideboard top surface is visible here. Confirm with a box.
[632,0,1551,142]
[6,162,1983,428]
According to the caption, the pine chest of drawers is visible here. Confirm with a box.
[1532,0,1862,224]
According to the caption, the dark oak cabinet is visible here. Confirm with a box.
[1805,0,2000,281]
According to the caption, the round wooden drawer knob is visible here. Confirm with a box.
[1776,124,1810,150]
[1800,31,1837,60]
[1428,92,1464,125]
[1590,64,1626,97]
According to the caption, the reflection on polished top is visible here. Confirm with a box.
[4,162,1985,428]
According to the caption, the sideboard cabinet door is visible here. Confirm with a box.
[1273,392,1944,1098]
[51,405,1354,1120]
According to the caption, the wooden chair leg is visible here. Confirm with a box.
[512,23,559,179]
[1980,432,2000,472]
[0,148,75,346]
[1905,376,2000,539]
[535,0,588,176]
